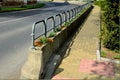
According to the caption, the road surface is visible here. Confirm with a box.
[0,2,82,79]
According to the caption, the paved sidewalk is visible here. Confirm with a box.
[52,6,117,79]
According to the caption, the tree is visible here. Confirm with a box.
[0,0,2,10]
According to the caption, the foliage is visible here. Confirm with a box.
[39,37,47,44]
[101,0,120,52]
[21,3,45,9]
[101,51,106,57]
[64,22,71,26]
[0,7,26,12]
[94,0,101,6]
[0,3,45,12]
[55,27,61,32]
[113,55,120,59]
[48,32,56,38]
[94,0,107,10]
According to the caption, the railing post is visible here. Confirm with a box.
[59,14,62,27]
[71,9,74,19]
[64,12,67,23]
[55,14,62,28]
[67,10,70,21]
[44,19,47,37]
[31,22,36,49]
[70,9,72,20]
[74,8,76,17]
[52,16,55,31]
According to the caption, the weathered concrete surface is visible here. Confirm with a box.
[21,48,43,79]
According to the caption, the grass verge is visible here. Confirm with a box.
[101,44,120,60]
[0,3,45,13]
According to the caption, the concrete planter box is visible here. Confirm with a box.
[20,5,93,79]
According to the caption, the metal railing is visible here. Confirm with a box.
[31,3,91,49]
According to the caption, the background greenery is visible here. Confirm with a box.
[94,0,120,53]
[0,3,45,12]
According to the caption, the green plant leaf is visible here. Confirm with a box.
[113,55,120,59]
[101,51,106,57]
[48,32,56,38]
[39,37,47,44]
[55,27,61,32]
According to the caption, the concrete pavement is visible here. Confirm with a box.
[52,6,119,79]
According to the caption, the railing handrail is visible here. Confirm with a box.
[46,16,55,33]
[55,14,62,27]
[31,3,91,49]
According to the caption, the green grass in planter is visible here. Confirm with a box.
[55,27,61,32]
[64,22,71,26]
[48,32,56,38]
[39,37,47,44]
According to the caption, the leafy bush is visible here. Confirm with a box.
[94,0,107,10]
[21,3,45,9]
[101,0,120,52]
[94,0,101,6]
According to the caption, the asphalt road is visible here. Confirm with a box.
[0,2,82,79]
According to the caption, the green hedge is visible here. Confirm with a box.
[100,0,120,53]
[94,0,107,10]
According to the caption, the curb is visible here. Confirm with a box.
[101,57,120,64]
